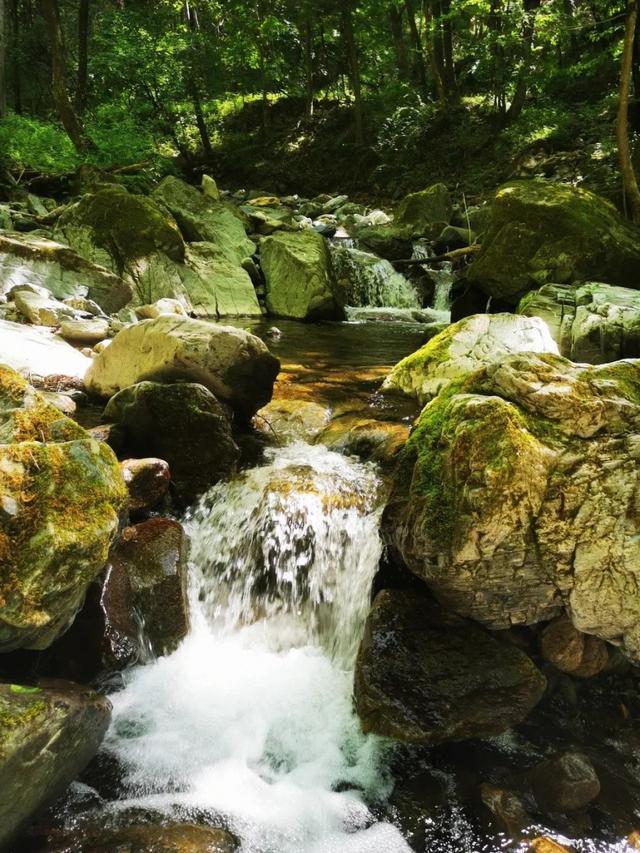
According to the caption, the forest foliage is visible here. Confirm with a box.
[0,0,634,196]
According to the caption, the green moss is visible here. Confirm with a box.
[0,697,47,732]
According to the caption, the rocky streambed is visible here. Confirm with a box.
[2,169,640,852]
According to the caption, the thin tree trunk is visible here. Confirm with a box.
[404,0,428,94]
[41,0,92,151]
[422,0,446,107]
[389,3,409,81]
[0,0,6,117]
[440,0,456,93]
[184,1,212,155]
[342,0,364,145]
[504,0,541,125]
[302,0,314,118]
[618,0,640,222]
[10,0,20,112]
[76,0,89,112]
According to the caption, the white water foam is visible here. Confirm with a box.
[100,443,411,853]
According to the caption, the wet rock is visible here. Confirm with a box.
[135,297,187,319]
[111,518,189,656]
[384,352,640,659]
[354,589,546,744]
[120,457,171,513]
[382,313,558,405]
[0,681,111,849]
[261,229,344,320]
[87,423,125,454]
[467,180,640,304]
[0,232,132,313]
[528,839,575,853]
[479,783,532,839]
[105,381,239,503]
[355,223,414,260]
[318,415,409,466]
[59,317,110,344]
[0,318,88,379]
[0,366,127,652]
[256,399,331,444]
[434,224,477,252]
[85,315,279,421]
[43,563,140,682]
[39,821,238,852]
[528,752,601,812]
[394,183,453,238]
[540,614,609,678]
[519,282,640,364]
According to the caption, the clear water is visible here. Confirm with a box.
[100,443,412,853]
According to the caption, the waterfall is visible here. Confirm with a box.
[98,443,411,853]
[411,242,454,314]
[332,245,419,309]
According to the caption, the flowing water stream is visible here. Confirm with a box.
[97,443,412,853]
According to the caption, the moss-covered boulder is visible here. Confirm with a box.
[382,313,558,405]
[467,181,640,303]
[85,315,280,421]
[261,229,344,320]
[519,281,640,364]
[354,224,414,261]
[0,232,132,313]
[183,242,261,317]
[0,681,112,849]
[152,176,256,265]
[384,353,640,659]
[104,381,239,502]
[354,589,546,744]
[0,366,127,651]
[55,186,185,274]
[394,183,453,238]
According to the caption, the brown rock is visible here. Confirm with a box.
[528,751,601,813]
[120,457,171,513]
[540,614,609,678]
[111,518,189,656]
[528,838,575,853]
[479,783,531,839]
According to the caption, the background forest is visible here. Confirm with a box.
[0,0,634,200]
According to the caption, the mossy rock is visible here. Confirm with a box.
[384,352,640,660]
[55,186,185,275]
[467,180,640,303]
[0,681,111,849]
[261,229,344,320]
[0,366,127,652]
[104,380,240,503]
[354,223,414,261]
[354,589,546,744]
[394,183,453,238]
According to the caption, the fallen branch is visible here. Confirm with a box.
[392,244,481,267]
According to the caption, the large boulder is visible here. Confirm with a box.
[0,232,132,313]
[354,224,414,261]
[261,229,344,320]
[84,316,279,420]
[104,381,239,502]
[382,313,559,405]
[0,366,127,651]
[384,353,640,659]
[0,681,112,849]
[467,181,640,304]
[354,589,546,744]
[182,242,261,317]
[0,318,91,380]
[519,282,640,364]
[394,183,453,238]
[54,185,185,275]
[152,175,255,265]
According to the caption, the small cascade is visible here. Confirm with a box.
[97,443,410,853]
[332,245,419,309]
[411,242,454,314]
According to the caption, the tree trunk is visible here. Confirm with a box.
[389,3,409,81]
[302,0,314,118]
[504,0,541,125]
[440,0,456,93]
[76,0,89,113]
[41,0,92,151]
[0,0,6,117]
[421,0,446,107]
[404,0,428,94]
[618,0,640,222]
[342,0,364,145]
[184,1,212,155]
[10,0,20,113]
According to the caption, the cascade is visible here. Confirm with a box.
[332,245,420,309]
[97,443,411,853]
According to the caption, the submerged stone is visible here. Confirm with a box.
[354,589,546,744]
